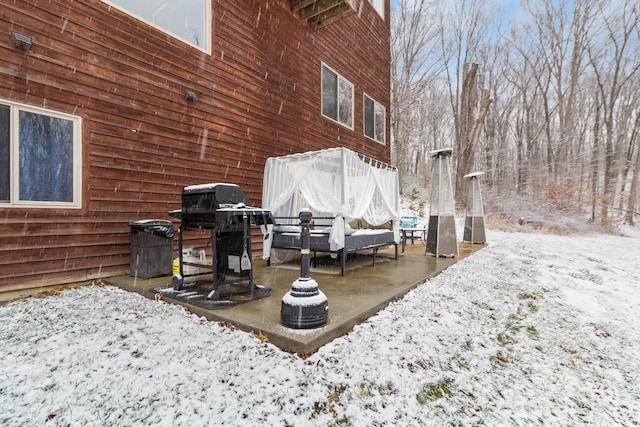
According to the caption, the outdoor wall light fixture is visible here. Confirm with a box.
[185,90,197,102]
[11,31,32,51]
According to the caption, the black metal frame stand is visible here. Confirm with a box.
[172,214,261,301]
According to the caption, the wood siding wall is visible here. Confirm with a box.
[0,0,390,292]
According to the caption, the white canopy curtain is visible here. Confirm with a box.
[262,147,400,259]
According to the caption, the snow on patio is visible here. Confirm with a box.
[1,229,639,426]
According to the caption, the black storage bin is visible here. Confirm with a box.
[129,220,174,279]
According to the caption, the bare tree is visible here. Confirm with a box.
[455,62,492,207]
[390,0,640,226]
[436,0,496,206]
[591,88,602,223]
[390,0,442,192]
[527,0,594,180]
[616,84,639,214]
[624,107,640,223]
[503,24,550,197]
[587,0,640,224]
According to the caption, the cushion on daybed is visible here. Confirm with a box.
[316,224,356,236]
[274,223,356,236]
[348,218,393,230]
[273,224,301,233]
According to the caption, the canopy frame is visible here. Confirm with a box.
[261,148,400,258]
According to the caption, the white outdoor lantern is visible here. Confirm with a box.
[463,172,486,244]
[426,148,458,257]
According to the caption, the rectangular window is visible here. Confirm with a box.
[369,0,385,19]
[102,0,211,53]
[322,64,354,129]
[0,106,9,202]
[0,101,82,208]
[364,94,386,144]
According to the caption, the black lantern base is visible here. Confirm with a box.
[281,278,328,329]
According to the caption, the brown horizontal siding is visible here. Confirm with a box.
[0,0,390,292]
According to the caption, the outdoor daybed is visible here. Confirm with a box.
[267,220,398,276]
[261,148,401,276]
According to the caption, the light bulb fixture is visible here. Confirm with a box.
[185,90,197,102]
[11,31,32,51]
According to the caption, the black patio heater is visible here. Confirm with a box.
[170,183,273,304]
[281,209,329,329]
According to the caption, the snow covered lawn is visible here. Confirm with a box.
[1,230,639,426]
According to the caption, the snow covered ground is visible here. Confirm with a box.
[1,229,639,426]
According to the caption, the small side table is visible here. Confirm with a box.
[401,228,427,254]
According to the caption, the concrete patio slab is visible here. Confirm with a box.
[104,242,485,354]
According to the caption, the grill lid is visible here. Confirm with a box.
[181,183,252,217]
[176,183,272,229]
[182,183,251,206]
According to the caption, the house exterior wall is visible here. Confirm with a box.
[0,0,390,292]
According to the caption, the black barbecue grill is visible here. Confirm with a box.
[169,183,273,303]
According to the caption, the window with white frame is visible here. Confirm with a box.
[369,0,384,19]
[0,101,82,208]
[364,94,385,144]
[322,64,354,129]
[102,0,211,52]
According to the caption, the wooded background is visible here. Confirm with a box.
[391,0,640,225]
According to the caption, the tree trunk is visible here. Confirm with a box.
[601,119,615,225]
[625,112,640,224]
[591,92,600,223]
[618,110,639,213]
[627,146,640,225]
[455,63,492,208]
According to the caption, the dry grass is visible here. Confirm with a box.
[476,187,610,235]
[402,180,614,235]
[0,280,95,306]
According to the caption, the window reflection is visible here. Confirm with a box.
[104,0,208,50]
[321,64,354,129]
[19,112,74,202]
